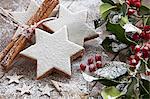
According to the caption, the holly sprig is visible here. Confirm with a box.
[83,0,150,99]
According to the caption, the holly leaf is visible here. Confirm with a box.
[101,86,123,99]
[95,61,128,79]
[138,61,146,73]
[101,37,114,52]
[121,3,127,17]
[82,72,99,82]
[106,22,135,44]
[100,3,117,19]
[95,78,121,86]
[139,6,150,15]
[125,77,138,99]
[145,17,150,25]
[101,0,115,5]
[139,79,150,95]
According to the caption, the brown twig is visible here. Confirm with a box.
[0,0,59,70]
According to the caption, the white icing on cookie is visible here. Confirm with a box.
[43,5,98,46]
[20,26,84,79]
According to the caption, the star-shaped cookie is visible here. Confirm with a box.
[43,5,98,46]
[20,26,84,79]
[9,0,39,24]
[6,74,23,84]
[43,4,87,32]
[39,84,54,97]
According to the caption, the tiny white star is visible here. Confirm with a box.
[6,74,23,84]
[17,84,32,95]
[39,84,54,97]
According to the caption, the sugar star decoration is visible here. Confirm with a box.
[43,5,98,46]
[20,26,84,79]
[17,84,32,95]
[6,74,23,84]
[10,0,39,24]
[39,84,54,97]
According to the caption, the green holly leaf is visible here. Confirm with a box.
[139,6,150,15]
[106,22,135,45]
[94,78,121,86]
[101,86,124,99]
[101,37,114,53]
[145,17,150,25]
[101,0,115,5]
[100,3,117,19]
[138,61,146,73]
[139,79,150,95]
[121,3,127,17]
[125,77,138,99]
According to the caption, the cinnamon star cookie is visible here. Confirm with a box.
[20,26,84,79]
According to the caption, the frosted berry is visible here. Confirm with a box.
[127,9,135,16]
[96,61,102,68]
[88,57,94,65]
[95,54,101,62]
[80,64,86,71]
[89,64,96,72]
[135,45,141,53]
[135,2,141,8]
[132,33,140,41]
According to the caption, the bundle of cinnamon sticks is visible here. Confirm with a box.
[0,0,59,70]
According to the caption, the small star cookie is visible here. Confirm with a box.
[6,73,23,84]
[39,84,54,97]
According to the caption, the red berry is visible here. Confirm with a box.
[132,33,140,41]
[135,45,141,53]
[142,46,149,53]
[127,9,135,16]
[126,0,130,5]
[95,54,101,62]
[143,51,149,58]
[89,64,96,72]
[144,26,150,31]
[140,32,146,39]
[135,2,141,8]
[135,52,142,61]
[88,57,94,65]
[130,45,135,51]
[145,33,150,40]
[144,71,150,76]
[80,64,86,71]
[96,61,102,69]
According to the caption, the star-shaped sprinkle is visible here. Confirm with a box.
[6,74,23,84]
[17,84,32,95]
[39,84,54,97]
[9,0,39,24]
[43,5,98,46]
[20,26,84,79]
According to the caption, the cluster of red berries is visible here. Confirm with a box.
[126,0,141,16]
[128,42,150,67]
[126,0,141,8]
[132,26,150,41]
[80,54,103,72]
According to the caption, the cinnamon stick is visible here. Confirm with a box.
[0,0,59,70]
